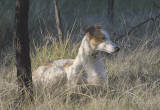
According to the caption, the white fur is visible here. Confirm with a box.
[32,30,119,86]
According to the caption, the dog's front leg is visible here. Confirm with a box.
[66,65,83,86]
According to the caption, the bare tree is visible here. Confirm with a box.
[108,0,114,23]
[54,0,63,44]
[14,0,33,101]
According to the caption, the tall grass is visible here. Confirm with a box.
[0,0,160,109]
[1,25,160,109]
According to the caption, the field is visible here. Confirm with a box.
[0,0,160,110]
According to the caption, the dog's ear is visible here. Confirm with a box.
[85,26,96,36]
[94,25,102,29]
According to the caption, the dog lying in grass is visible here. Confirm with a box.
[33,26,120,86]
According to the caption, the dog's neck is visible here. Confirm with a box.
[73,35,101,65]
[71,35,106,84]
[73,35,105,72]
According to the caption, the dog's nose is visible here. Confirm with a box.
[115,47,120,52]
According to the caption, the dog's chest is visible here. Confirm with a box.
[65,59,106,84]
[84,60,106,84]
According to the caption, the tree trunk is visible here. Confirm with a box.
[14,0,33,101]
[54,0,63,44]
[108,0,114,23]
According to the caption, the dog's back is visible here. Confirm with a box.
[32,59,74,85]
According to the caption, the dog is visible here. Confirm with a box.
[32,26,120,86]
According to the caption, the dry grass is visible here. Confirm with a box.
[0,0,160,109]
[1,29,160,109]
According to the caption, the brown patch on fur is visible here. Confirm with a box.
[88,30,106,46]
[41,61,54,66]
[63,61,74,70]
[85,25,106,46]
[85,26,95,36]
[85,26,102,35]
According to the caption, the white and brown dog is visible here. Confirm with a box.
[33,26,120,86]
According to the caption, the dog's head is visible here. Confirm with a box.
[85,26,120,53]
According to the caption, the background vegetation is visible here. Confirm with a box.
[0,0,160,109]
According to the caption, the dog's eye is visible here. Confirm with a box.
[101,37,106,41]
